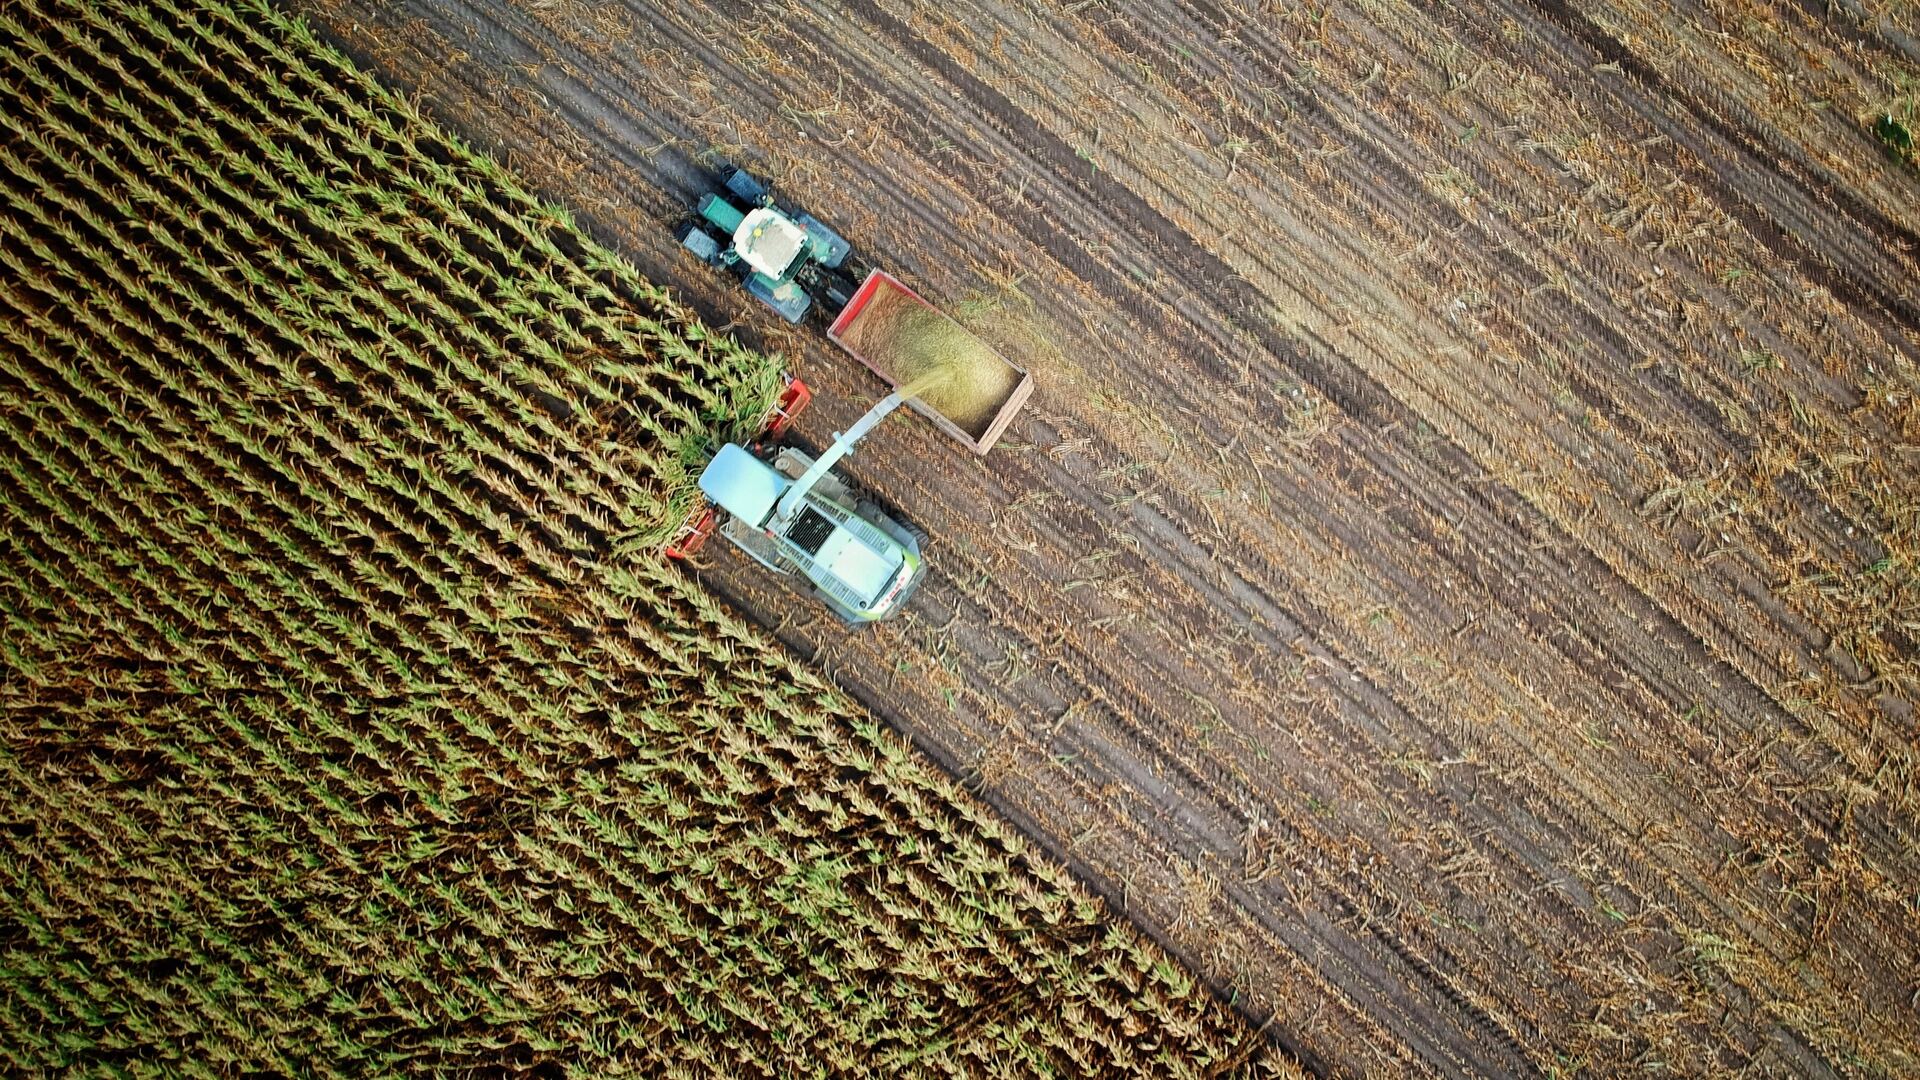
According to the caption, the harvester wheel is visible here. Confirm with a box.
[857,499,928,552]
[813,591,866,628]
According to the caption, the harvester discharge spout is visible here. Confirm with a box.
[770,389,909,531]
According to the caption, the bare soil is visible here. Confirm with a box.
[291,0,1920,1074]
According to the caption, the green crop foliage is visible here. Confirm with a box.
[1874,113,1914,167]
[0,0,1265,1076]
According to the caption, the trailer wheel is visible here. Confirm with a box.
[812,589,867,628]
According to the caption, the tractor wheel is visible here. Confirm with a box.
[722,166,769,205]
[674,221,722,264]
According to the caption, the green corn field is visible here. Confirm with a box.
[0,0,1267,1075]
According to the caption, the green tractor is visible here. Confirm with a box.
[674,164,861,323]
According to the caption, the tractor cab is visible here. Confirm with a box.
[731,208,809,279]
[675,165,857,323]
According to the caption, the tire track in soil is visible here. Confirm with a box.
[860,8,1920,1060]
[846,430,1527,1073]
[1126,0,1920,854]
[293,0,1920,1075]
[1344,0,1920,840]
[1503,0,1920,336]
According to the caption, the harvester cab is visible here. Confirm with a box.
[674,165,860,323]
[663,378,927,625]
